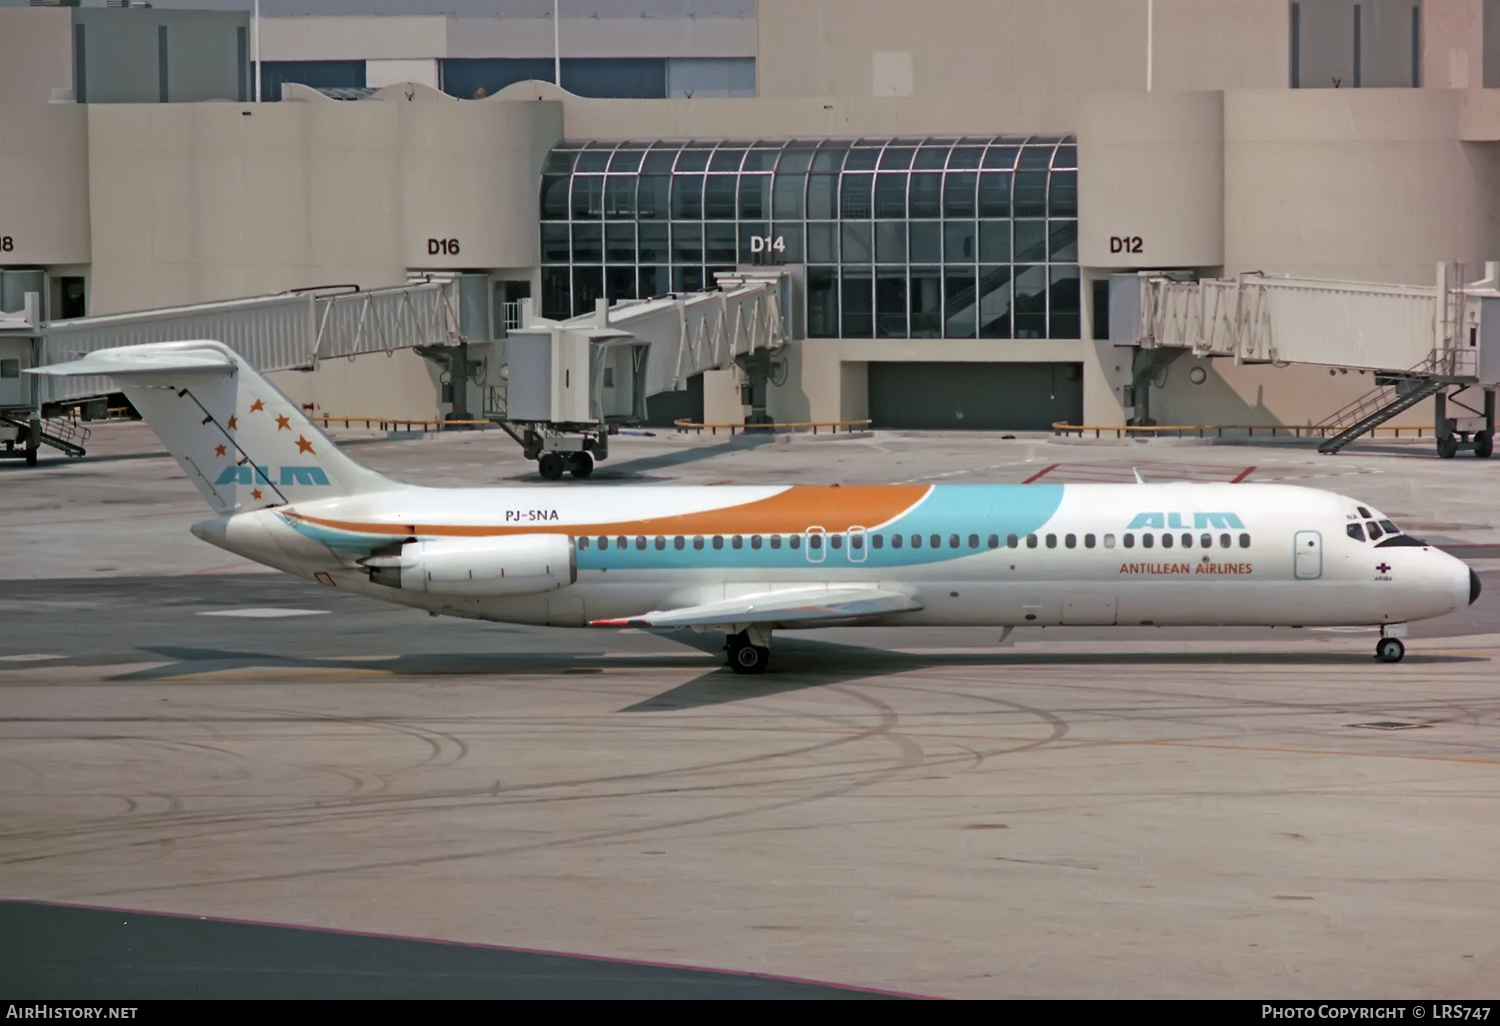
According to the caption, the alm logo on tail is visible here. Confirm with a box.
[1128,511,1244,529]
[214,465,331,486]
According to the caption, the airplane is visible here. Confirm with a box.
[31,340,1480,672]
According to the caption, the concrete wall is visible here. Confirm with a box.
[0,104,91,268]
[83,87,561,314]
[1078,91,1224,270]
[755,0,1286,98]
[0,9,73,106]
[1223,89,1499,285]
[257,15,756,62]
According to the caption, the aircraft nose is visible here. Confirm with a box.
[1471,567,1483,606]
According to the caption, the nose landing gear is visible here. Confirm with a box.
[1375,637,1405,663]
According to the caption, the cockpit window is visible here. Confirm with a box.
[1347,523,1365,541]
[1365,521,1383,540]
[1379,519,1399,535]
[1375,534,1425,548]
[1357,506,1372,518]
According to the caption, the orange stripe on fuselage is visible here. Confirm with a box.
[286,484,932,539]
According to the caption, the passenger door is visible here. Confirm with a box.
[1293,530,1322,580]
[805,526,827,564]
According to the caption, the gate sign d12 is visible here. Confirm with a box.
[1110,236,1143,254]
[749,235,786,255]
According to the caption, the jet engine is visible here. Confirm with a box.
[359,535,575,596]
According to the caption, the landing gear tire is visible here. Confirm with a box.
[1375,637,1405,663]
[1475,431,1493,459]
[537,452,565,481]
[726,632,770,675]
[1437,435,1459,459]
[569,452,594,479]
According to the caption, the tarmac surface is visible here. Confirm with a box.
[2,423,1500,998]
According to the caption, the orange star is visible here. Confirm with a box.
[226,415,237,431]
[249,399,265,413]
[275,414,291,431]
[295,435,316,455]
[251,488,262,500]
[214,444,227,457]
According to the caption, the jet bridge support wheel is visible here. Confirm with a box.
[537,452,565,481]
[1375,637,1405,663]
[727,631,770,675]
[1475,431,1493,459]
[569,452,594,479]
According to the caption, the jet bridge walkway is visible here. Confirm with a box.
[487,270,791,480]
[1134,265,1500,457]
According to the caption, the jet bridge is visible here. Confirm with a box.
[0,278,463,462]
[489,270,791,480]
[1132,264,1500,456]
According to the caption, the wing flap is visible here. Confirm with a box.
[592,586,922,628]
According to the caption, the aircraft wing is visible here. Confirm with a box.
[591,586,922,629]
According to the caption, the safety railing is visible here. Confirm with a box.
[674,418,872,436]
[314,414,497,432]
[1052,422,1436,440]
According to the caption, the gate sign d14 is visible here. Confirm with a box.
[749,235,786,255]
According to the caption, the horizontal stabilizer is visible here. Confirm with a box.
[592,586,922,629]
[27,342,235,378]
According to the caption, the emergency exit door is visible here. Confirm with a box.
[1293,530,1322,580]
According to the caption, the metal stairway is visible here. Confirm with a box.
[0,410,90,458]
[1315,349,1475,453]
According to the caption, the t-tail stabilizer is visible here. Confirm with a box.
[29,340,396,513]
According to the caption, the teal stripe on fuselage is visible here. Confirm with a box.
[576,484,1064,572]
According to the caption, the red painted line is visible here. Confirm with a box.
[13,898,936,999]
[1021,463,1060,484]
[1230,466,1257,484]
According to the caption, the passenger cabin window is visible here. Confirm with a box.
[1219,533,1231,548]
[1347,523,1365,541]
[636,536,647,549]
[1045,534,1057,548]
[694,536,705,549]
[1161,534,1173,549]
[1181,533,1192,548]
[771,535,782,549]
[732,535,744,549]
[809,534,822,550]
[578,536,590,549]
[713,535,724,549]
[789,535,801,549]
[987,534,999,549]
[1065,534,1077,549]
[674,536,685,549]
[1238,533,1251,547]
[871,535,882,549]
[831,535,843,549]
[656,537,667,550]
[1084,534,1095,548]
[1142,534,1154,548]
[892,534,903,548]
[949,534,960,549]
[1103,533,1115,548]
[1026,534,1038,548]
[751,535,763,549]
[1007,534,1019,548]
[930,534,941,549]
[1123,533,1134,548]
[968,534,980,549]
[912,535,922,548]
[1200,533,1211,548]
[850,534,863,550]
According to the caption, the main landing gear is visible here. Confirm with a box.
[726,626,772,675]
[1375,624,1407,663]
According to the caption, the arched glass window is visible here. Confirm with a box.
[539,135,1079,340]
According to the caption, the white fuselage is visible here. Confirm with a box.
[192,481,1475,632]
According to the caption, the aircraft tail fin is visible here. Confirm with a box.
[29,340,400,513]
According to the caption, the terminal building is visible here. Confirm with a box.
[3,0,1500,431]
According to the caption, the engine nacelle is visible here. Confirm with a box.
[360,535,575,596]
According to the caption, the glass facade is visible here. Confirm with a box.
[539,135,1079,339]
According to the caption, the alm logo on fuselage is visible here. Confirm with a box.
[213,465,331,486]
[1127,511,1245,529]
